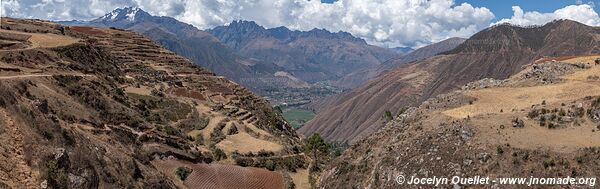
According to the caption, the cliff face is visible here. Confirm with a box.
[301,20,600,143]
[0,18,305,189]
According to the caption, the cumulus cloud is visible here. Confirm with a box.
[1,0,496,48]
[494,4,600,27]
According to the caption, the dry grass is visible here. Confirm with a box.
[0,30,79,49]
[444,56,600,118]
[442,55,600,153]
[443,82,600,118]
[29,33,79,48]
[290,168,310,189]
[471,113,600,153]
[124,86,152,96]
[216,132,283,154]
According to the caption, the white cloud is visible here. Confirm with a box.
[2,0,496,48]
[494,4,600,27]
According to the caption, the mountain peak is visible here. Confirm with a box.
[226,20,266,32]
[95,7,150,23]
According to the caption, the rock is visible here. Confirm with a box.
[477,153,491,163]
[460,130,473,141]
[512,118,524,128]
[40,180,48,189]
[463,159,472,166]
[69,173,86,188]
[453,184,463,189]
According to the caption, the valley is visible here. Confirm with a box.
[5,2,600,189]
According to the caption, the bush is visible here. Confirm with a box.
[210,129,226,144]
[212,148,227,161]
[234,157,254,167]
[195,134,204,145]
[384,111,392,121]
[42,159,68,189]
[528,109,539,118]
[265,160,276,171]
[227,124,238,135]
[543,159,555,169]
[175,167,193,181]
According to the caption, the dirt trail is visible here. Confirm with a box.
[0,109,37,188]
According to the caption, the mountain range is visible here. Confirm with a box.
[61,7,309,95]
[207,20,397,84]
[61,7,407,98]
[332,37,466,89]
[300,20,600,143]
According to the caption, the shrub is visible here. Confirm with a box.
[175,167,193,181]
[528,109,539,118]
[195,134,204,145]
[42,160,68,189]
[496,146,504,155]
[543,159,555,169]
[227,124,238,135]
[384,111,392,121]
[234,157,254,167]
[265,160,276,171]
[212,148,227,161]
[210,129,226,144]
[559,109,566,116]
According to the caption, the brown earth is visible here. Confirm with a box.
[302,20,600,143]
[320,55,600,188]
[0,18,305,188]
[152,159,284,189]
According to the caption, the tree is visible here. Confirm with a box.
[304,133,330,168]
[175,167,193,181]
[384,110,393,121]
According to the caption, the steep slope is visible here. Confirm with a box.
[0,18,306,188]
[320,55,600,188]
[334,37,466,89]
[301,20,600,143]
[61,7,305,94]
[207,20,397,84]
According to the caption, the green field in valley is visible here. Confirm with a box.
[282,108,316,129]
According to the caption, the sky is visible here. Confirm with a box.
[2,0,599,48]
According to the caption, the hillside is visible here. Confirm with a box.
[320,55,600,188]
[333,37,466,89]
[207,20,397,85]
[0,18,307,188]
[61,7,307,95]
[300,20,600,143]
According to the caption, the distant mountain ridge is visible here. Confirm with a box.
[332,37,466,89]
[300,19,600,143]
[207,20,397,84]
[60,7,307,94]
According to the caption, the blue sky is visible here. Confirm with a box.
[4,0,600,48]
[322,0,595,21]
[455,0,594,21]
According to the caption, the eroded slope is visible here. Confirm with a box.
[0,18,306,189]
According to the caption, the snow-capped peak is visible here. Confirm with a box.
[98,7,142,22]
